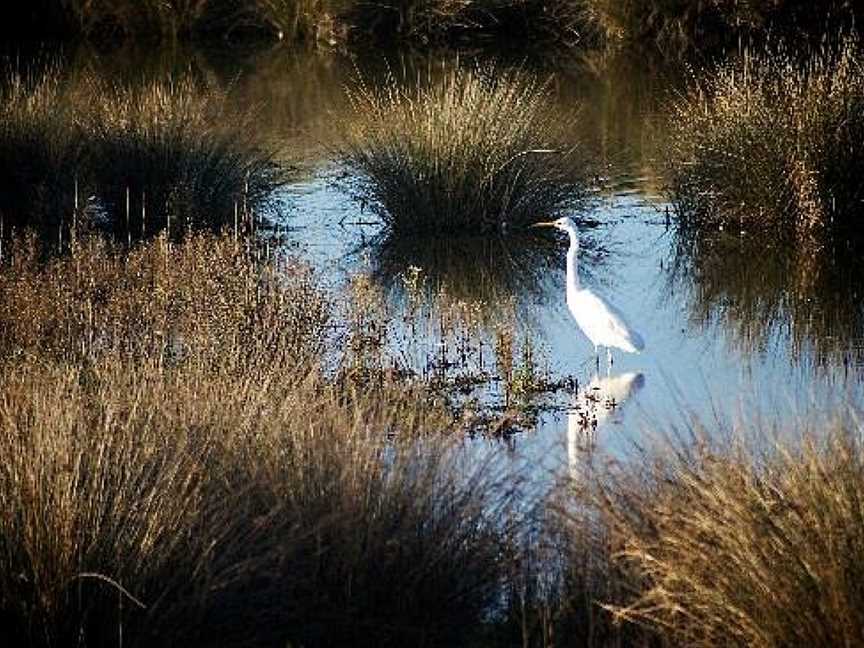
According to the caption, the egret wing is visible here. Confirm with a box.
[571,289,645,352]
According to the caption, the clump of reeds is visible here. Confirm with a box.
[590,421,864,647]
[578,0,713,54]
[80,74,281,239]
[0,232,519,646]
[337,65,590,236]
[665,38,864,245]
[0,64,280,243]
[64,0,213,39]
[3,0,344,44]
[251,0,344,44]
[0,231,327,366]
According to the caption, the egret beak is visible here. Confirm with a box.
[530,221,557,229]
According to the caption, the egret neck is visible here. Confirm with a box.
[564,225,580,302]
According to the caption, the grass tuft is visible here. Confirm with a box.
[337,65,591,236]
[665,38,864,246]
[590,422,864,647]
[81,74,281,239]
[580,0,861,56]
[0,64,281,244]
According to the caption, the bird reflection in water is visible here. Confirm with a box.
[567,371,645,481]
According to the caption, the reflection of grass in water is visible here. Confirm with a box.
[371,233,562,312]
[367,227,609,329]
[670,232,864,368]
[562,48,683,189]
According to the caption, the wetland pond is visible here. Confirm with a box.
[63,44,864,491]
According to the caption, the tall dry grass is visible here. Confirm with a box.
[665,38,864,246]
[337,65,590,236]
[0,232,520,646]
[344,0,586,51]
[584,421,864,647]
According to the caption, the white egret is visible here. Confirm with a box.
[533,216,644,367]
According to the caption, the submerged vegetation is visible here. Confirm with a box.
[665,39,864,246]
[0,64,278,244]
[337,65,590,235]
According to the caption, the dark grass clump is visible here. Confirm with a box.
[665,39,864,246]
[0,66,85,238]
[483,507,661,648]
[580,0,862,56]
[590,422,864,647]
[0,232,519,647]
[80,74,281,239]
[337,65,591,236]
[1,0,588,51]
[344,0,586,53]
[0,65,281,244]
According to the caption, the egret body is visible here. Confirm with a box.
[533,216,644,366]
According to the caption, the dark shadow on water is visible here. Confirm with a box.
[367,227,610,319]
[669,231,864,374]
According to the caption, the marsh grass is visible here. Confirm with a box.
[0,232,520,646]
[344,0,585,52]
[665,39,864,246]
[0,232,326,366]
[4,0,587,50]
[64,0,214,39]
[587,421,864,647]
[337,65,591,236]
[80,74,281,239]
[0,65,280,244]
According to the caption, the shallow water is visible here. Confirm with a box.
[34,44,864,485]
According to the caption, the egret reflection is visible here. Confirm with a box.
[567,370,645,481]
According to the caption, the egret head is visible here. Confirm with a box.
[531,216,578,234]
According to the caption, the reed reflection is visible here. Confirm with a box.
[368,229,610,320]
[670,232,864,372]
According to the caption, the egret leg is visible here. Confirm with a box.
[607,347,613,368]
[594,346,600,371]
